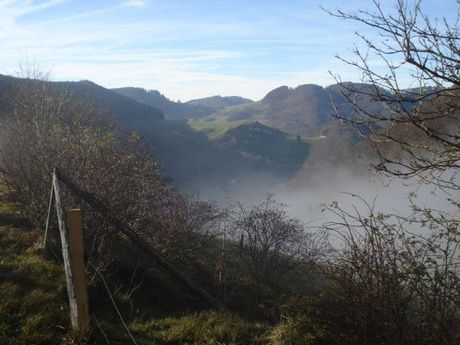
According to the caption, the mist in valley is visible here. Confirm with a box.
[199,164,459,242]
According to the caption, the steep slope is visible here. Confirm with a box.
[260,84,333,135]
[112,87,212,119]
[289,87,458,189]
[0,75,247,190]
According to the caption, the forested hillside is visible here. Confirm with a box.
[112,87,213,119]
[0,75,310,193]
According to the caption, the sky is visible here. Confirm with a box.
[0,0,456,101]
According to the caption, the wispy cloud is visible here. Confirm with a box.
[0,0,449,99]
[121,0,146,7]
[0,0,64,30]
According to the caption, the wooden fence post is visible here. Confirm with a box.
[43,181,54,251]
[52,171,89,335]
[67,209,90,335]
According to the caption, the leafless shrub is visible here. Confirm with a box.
[315,195,459,345]
[0,75,217,278]
[304,2,460,343]
[229,195,319,288]
[326,0,460,190]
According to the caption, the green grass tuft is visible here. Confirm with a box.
[132,311,266,345]
[265,316,329,345]
[0,227,70,344]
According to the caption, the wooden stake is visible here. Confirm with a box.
[67,209,90,335]
[43,181,54,249]
[52,171,82,333]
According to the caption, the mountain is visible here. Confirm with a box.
[112,87,213,119]
[0,75,310,194]
[186,95,253,111]
[289,86,458,189]
[57,81,164,123]
[205,83,392,137]
[0,76,164,124]
[0,75,255,190]
[260,84,334,135]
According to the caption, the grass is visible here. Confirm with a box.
[265,316,328,345]
[189,118,324,144]
[188,118,255,139]
[188,101,267,140]
[286,134,326,144]
[0,191,322,344]
[0,226,70,344]
[0,224,268,344]
[132,311,266,345]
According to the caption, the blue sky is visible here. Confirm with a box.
[0,0,455,101]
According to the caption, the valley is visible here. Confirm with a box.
[0,1,458,344]
[0,74,370,198]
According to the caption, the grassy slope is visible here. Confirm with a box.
[188,102,267,140]
[188,102,321,144]
[0,223,270,344]
[0,188,322,344]
[188,118,254,140]
[0,225,70,344]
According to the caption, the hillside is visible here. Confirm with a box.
[288,86,458,189]
[0,75,164,123]
[0,215,266,344]
[186,95,253,110]
[112,87,213,119]
[216,122,310,177]
[113,87,254,119]
[206,83,392,137]
[0,75,310,193]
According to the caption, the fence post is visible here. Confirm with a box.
[67,209,90,335]
[52,171,89,335]
[43,181,54,250]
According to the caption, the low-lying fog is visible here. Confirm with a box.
[199,166,459,231]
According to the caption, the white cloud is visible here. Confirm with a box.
[121,0,146,7]
[0,0,64,29]
[0,0,417,100]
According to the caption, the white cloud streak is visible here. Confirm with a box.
[121,0,146,7]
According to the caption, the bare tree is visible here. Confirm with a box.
[290,2,460,344]
[0,75,218,277]
[230,195,314,288]
[326,0,460,190]
[147,193,222,269]
[316,195,459,345]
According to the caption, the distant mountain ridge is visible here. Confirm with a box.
[2,75,429,196]
[112,87,253,120]
[112,87,214,120]
[0,76,164,124]
[186,95,253,110]
[0,75,312,194]
[111,82,397,139]
[0,75,251,190]
[206,83,393,137]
